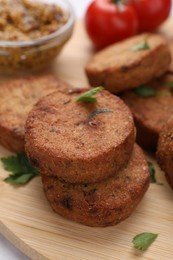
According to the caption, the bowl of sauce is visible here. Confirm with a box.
[0,0,75,73]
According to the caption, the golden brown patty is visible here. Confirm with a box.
[157,116,173,189]
[85,33,171,94]
[0,75,70,153]
[25,89,135,184]
[122,73,173,151]
[42,144,150,227]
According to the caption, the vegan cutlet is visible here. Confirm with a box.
[0,75,70,152]
[42,144,150,227]
[122,73,173,150]
[25,88,135,184]
[86,33,171,94]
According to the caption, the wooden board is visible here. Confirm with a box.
[1,19,173,260]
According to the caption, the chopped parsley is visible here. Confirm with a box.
[130,40,150,51]
[1,153,39,185]
[133,233,158,251]
[133,85,157,97]
[134,82,173,97]
[88,108,113,120]
[76,87,104,103]
[148,161,163,185]
[148,161,156,183]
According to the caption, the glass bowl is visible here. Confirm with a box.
[0,0,75,74]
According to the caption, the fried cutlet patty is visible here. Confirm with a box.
[42,144,150,227]
[85,33,171,94]
[25,89,135,184]
[122,73,173,151]
[0,75,70,153]
[157,116,173,189]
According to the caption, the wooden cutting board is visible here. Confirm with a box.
[1,19,173,260]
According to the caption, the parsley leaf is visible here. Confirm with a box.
[133,233,158,251]
[1,153,39,185]
[148,162,156,183]
[133,85,157,97]
[88,108,113,120]
[131,40,150,51]
[148,161,163,185]
[76,87,104,103]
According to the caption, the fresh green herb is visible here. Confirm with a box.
[133,79,173,98]
[132,233,158,251]
[148,161,164,185]
[148,162,156,183]
[131,40,150,51]
[1,153,39,185]
[88,108,113,120]
[76,87,104,103]
[133,85,157,97]
[134,84,171,98]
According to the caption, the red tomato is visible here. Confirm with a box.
[128,0,172,32]
[85,0,138,49]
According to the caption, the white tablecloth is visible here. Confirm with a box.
[0,1,173,259]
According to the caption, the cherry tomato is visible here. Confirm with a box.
[85,0,138,49]
[128,0,172,32]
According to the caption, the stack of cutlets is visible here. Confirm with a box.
[0,72,150,227]
[25,88,150,227]
[1,32,172,226]
[86,33,173,189]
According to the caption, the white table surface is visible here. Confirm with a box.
[0,1,173,259]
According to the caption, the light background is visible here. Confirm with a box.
[0,1,173,259]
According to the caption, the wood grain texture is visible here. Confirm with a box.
[1,19,173,260]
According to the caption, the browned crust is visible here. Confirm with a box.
[133,118,158,151]
[42,144,150,227]
[157,116,173,189]
[25,89,135,184]
[0,74,71,153]
[122,73,173,151]
[85,33,171,94]
[0,124,24,153]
